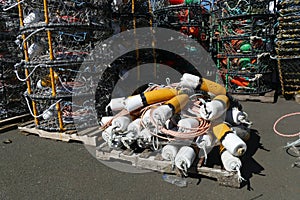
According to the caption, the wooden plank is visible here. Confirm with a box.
[95,148,240,188]
[0,114,31,133]
[0,114,30,126]
[18,123,98,146]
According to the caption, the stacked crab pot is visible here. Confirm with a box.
[15,0,113,131]
[276,0,300,97]
[0,1,27,119]
[212,0,277,95]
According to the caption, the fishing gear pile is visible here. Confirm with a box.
[99,73,252,180]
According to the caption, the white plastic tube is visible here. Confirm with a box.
[222,133,247,157]
[108,97,125,111]
[111,116,131,133]
[124,95,144,112]
[141,109,152,126]
[200,99,226,120]
[162,144,178,161]
[221,150,242,172]
[152,105,173,125]
[177,118,199,132]
[175,146,196,171]
[127,118,142,134]
[100,116,114,126]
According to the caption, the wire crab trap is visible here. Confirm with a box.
[217,55,275,94]
[19,0,111,28]
[110,0,153,32]
[15,0,113,132]
[217,37,274,55]
[213,0,277,19]
[23,95,98,132]
[18,24,112,63]
[153,0,211,50]
[218,16,276,38]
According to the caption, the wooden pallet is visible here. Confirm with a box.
[18,122,101,146]
[96,145,241,188]
[0,114,31,133]
[232,90,276,103]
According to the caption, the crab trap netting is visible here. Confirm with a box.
[277,58,300,95]
[110,0,153,31]
[23,97,97,131]
[1,0,28,119]
[153,0,211,50]
[276,0,300,95]
[217,55,276,94]
[20,0,111,27]
[15,0,113,130]
[213,0,277,95]
[213,0,277,19]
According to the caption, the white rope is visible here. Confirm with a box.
[236,167,246,183]
[14,64,44,82]
[21,27,46,48]
[58,76,75,93]
[24,92,62,118]
[2,0,24,11]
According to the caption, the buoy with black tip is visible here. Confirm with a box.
[213,123,247,157]
[124,88,178,112]
[200,95,230,120]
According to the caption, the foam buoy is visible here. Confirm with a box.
[175,146,196,171]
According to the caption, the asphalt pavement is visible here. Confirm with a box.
[0,97,299,200]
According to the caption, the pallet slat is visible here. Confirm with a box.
[96,147,240,188]
[18,122,100,146]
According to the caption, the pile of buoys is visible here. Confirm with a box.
[100,73,252,181]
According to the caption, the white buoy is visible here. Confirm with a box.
[24,10,42,25]
[141,109,152,126]
[127,118,142,134]
[162,144,178,161]
[28,42,43,58]
[221,150,242,172]
[124,95,143,112]
[196,134,215,163]
[108,97,125,111]
[102,126,113,143]
[111,116,131,132]
[175,146,196,171]
[100,116,114,126]
[222,133,247,157]
[138,129,152,143]
[42,110,53,120]
[221,150,245,182]
[152,105,173,125]
[177,118,199,132]
[200,99,226,120]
